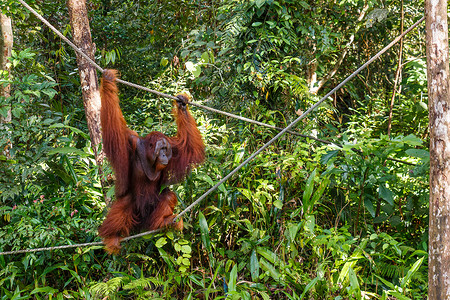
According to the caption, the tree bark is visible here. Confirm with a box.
[1,12,13,158]
[1,12,12,123]
[66,0,108,202]
[426,0,450,298]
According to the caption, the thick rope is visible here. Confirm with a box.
[1,3,424,255]
[116,78,324,141]
[0,241,104,256]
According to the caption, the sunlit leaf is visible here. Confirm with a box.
[155,237,167,248]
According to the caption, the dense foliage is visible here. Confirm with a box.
[1,0,428,298]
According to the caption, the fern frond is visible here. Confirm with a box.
[90,277,126,298]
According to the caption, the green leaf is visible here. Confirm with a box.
[201,51,210,64]
[189,275,204,288]
[12,106,24,118]
[374,275,395,289]
[234,143,246,164]
[300,277,319,299]
[110,49,116,63]
[304,215,315,234]
[311,177,329,204]
[0,106,9,118]
[228,264,238,292]
[185,61,201,78]
[298,1,311,8]
[389,216,402,227]
[239,188,252,201]
[266,21,276,28]
[303,169,316,212]
[259,258,280,281]
[419,101,428,110]
[405,149,429,159]
[198,174,214,186]
[273,200,283,209]
[160,57,169,67]
[348,267,361,297]
[337,245,365,284]
[181,49,190,58]
[259,291,271,300]
[181,245,191,254]
[31,286,58,295]
[42,88,57,99]
[374,215,388,223]
[389,291,411,300]
[320,150,339,165]
[303,169,316,201]
[287,222,300,241]
[155,237,167,248]
[364,198,375,217]
[250,249,260,281]
[64,155,77,183]
[402,134,423,146]
[255,0,265,8]
[218,183,227,194]
[338,263,353,284]
[401,257,424,288]
[257,247,277,264]
[48,147,89,157]
[198,212,211,254]
[378,184,394,206]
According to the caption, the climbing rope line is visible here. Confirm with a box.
[17,0,321,142]
[0,242,104,255]
[0,3,424,255]
[173,15,425,222]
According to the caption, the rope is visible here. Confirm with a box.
[116,78,324,141]
[17,0,321,142]
[18,0,104,72]
[0,228,170,255]
[164,16,426,223]
[2,3,424,255]
[0,241,104,256]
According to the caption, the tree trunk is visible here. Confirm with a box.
[426,0,450,298]
[1,12,12,123]
[1,12,13,158]
[66,0,109,202]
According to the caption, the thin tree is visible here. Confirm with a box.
[0,12,13,157]
[0,12,12,122]
[426,0,450,297]
[66,0,108,202]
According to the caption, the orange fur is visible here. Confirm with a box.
[98,70,204,254]
[148,190,183,230]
